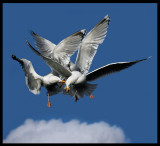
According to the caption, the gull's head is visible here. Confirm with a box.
[67,61,78,71]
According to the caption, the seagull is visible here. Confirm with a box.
[58,56,152,101]
[11,54,65,107]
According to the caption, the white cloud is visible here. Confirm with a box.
[3,119,129,143]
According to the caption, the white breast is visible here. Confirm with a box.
[66,71,82,86]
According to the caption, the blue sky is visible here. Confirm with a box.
[3,3,157,143]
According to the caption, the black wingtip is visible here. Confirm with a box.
[12,54,17,60]
[81,29,86,35]
[97,14,111,26]
[30,30,37,36]
[138,56,152,62]
[11,54,24,66]
[11,54,19,61]
[26,40,33,48]
[104,14,110,21]
[11,54,20,62]
[26,40,41,56]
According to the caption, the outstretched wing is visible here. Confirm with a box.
[75,14,110,74]
[26,40,59,76]
[31,30,86,66]
[25,42,72,79]
[12,55,42,94]
[31,31,56,58]
[53,29,86,66]
[86,57,151,82]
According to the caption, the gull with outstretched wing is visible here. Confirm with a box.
[64,57,151,101]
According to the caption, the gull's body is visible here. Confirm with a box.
[63,71,97,100]
[65,71,86,85]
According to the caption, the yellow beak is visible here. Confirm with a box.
[61,80,66,83]
[66,87,70,92]
[64,86,70,92]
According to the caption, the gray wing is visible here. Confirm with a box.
[75,14,110,74]
[12,55,42,94]
[31,30,86,67]
[53,29,86,66]
[25,42,72,78]
[86,57,151,82]
[31,31,56,58]
[26,40,59,76]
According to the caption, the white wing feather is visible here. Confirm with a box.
[26,41,72,78]
[52,29,86,66]
[75,14,110,74]
[31,31,56,58]
[31,30,86,67]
